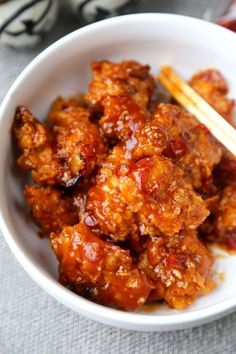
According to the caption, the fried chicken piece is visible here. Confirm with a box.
[213,187,236,250]
[54,120,107,186]
[131,157,209,236]
[99,95,150,141]
[48,97,90,127]
[13,105,49,150]
[24,185,79,236]
[128,119,167,160]
[13,106,62,186]
[101,102,221,191]
[86,146,209,241]
[138,231,215,309]
[50,222,153,310]
[13,105,107,187]
[85,146,139,240]
[86,60,156,108]
[150,104,222,191]
[99,95,167,157]
[189,69,235,123]
[49,97,107,185]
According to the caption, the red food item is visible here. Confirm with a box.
[24,185,79,236]
[189,69,235,123]
[138,231,215,309]
[13,101,107,187]
[99,95,150,141]
[86,60,156,108]
[50,222,153,310]
[86,146,209,241]
[151,104,222,190]
[13,61,235,311]
[163,137,187,161]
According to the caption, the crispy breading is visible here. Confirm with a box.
[99,95,150,141]
[150,104,222,191]
[24,185,79,235]
[13,104,107,187]
[13,106,62,185]
[86,146,209,241]
[189,69,235,123]
[98,100,222,191]
[50,222,153,310]
[86,60,156,108]
[138,230,215,309]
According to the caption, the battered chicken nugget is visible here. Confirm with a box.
[99,95,167,157]
[24,185,78,236]
[138,231,215,309]
[13,105,107,187]
[54,119,107,186]
[48,97,90,127]
[13,106,62,186]
[13,105,49,150]
[86,147,209,241]
[128,120,167,160]
[100,101,221,192]
[86,60,156,108]
[213,187,236,250]
[49,99,107,185]
[99,95,150,141]
[85,146,138,240]
[151,104,222,191]
[50,222,153,310]
[189,69,234,123]
[131,157,209,236]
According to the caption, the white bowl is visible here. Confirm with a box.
[1,13,236,332]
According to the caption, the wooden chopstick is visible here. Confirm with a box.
[158,66,236,156]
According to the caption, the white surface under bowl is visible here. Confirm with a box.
[0,13,236,332]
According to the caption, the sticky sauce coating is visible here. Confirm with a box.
[12,60,236,311]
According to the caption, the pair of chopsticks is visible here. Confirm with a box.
[158,66,236,156]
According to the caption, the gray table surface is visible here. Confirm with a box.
[1,1,236,353]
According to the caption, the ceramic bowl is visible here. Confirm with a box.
[0,13,236,331]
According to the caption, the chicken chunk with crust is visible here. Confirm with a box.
[98,100,222,193]
[189,69,234,123]
[50,222,153,310]
[138,230,215,309]
[13,104,107,187]
[86,60,156,108]
[86,146,209,241]
[24,185,79,236]
[48,96,90,127]
[99,95,150,141]
[149,104,222,192]
[49,99,107,185]
[13,105,62,186]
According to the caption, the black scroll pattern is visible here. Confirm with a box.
[0,0,53,38]
[78,0,138,23]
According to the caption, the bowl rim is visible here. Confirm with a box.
[1,12,236,331]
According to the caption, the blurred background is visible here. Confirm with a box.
[0,0,235,101]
